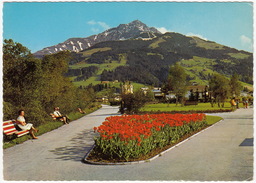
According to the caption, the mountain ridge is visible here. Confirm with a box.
[33,20,162,57]
[33,20,252,86]
[67,31,253,87]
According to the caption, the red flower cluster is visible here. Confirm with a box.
[94,113,206,143]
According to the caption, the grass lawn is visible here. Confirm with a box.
[141,102,225,125]
[206,115,223,125]
[3,103,102,149]
[72,76,101,87]
[141,102,232,112]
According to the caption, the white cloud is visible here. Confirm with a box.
[156,27,171,33]
[87,20,96,25]
[87,20,110,32]
[186,33,208,41]
[98,21,110,30]
[240,35,253,51]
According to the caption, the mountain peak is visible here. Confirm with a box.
[126,20,160,33]
[34,20,161,56]
[129,20,145,25]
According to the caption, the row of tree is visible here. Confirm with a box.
[163,63,243,107]
[3,39,96,126]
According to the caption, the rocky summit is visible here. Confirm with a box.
[33,20,161,57]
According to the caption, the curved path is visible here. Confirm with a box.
[3,105,253,181]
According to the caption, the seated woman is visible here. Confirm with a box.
[16,110,39,139]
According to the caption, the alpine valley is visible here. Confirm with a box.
[34,20,253,88]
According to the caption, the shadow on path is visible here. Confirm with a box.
[239,138,254,147]
[48,129,96,162]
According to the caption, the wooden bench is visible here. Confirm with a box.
[3,120,30,139]
[184,100,198,106]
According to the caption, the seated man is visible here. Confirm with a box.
[53,107,69,124]
[78,108,86,114]
[50,113,61,121]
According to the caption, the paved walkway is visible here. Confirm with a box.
[2,105,254,181]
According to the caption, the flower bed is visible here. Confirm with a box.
[92,113,206,162]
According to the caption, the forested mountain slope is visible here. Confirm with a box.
[67,32,253,87]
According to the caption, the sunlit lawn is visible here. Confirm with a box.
[206,115,223,125]
[141,102,232,112]
[141,102,225,126]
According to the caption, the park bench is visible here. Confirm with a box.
[3,120,30,139]
[184,100,198,106]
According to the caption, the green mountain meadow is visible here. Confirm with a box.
[67,32,253,89]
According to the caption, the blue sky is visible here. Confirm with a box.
[2,1,253,53]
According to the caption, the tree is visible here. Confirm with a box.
[120,89,154,114]
[3,39,96,125]
[3,39,46,123]
[229,73,242,97]
[3,39,38,104]
[209,73,230,107]
[40,51,76,114]
[161,84,169,103]
[167,63,187,105]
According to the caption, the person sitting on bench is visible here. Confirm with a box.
[53,107,69,124]
[78,107,86,114]
[16,110,39,139]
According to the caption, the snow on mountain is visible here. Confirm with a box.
[33,20,162,57]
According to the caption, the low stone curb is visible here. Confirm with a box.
[83,119,223,165]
